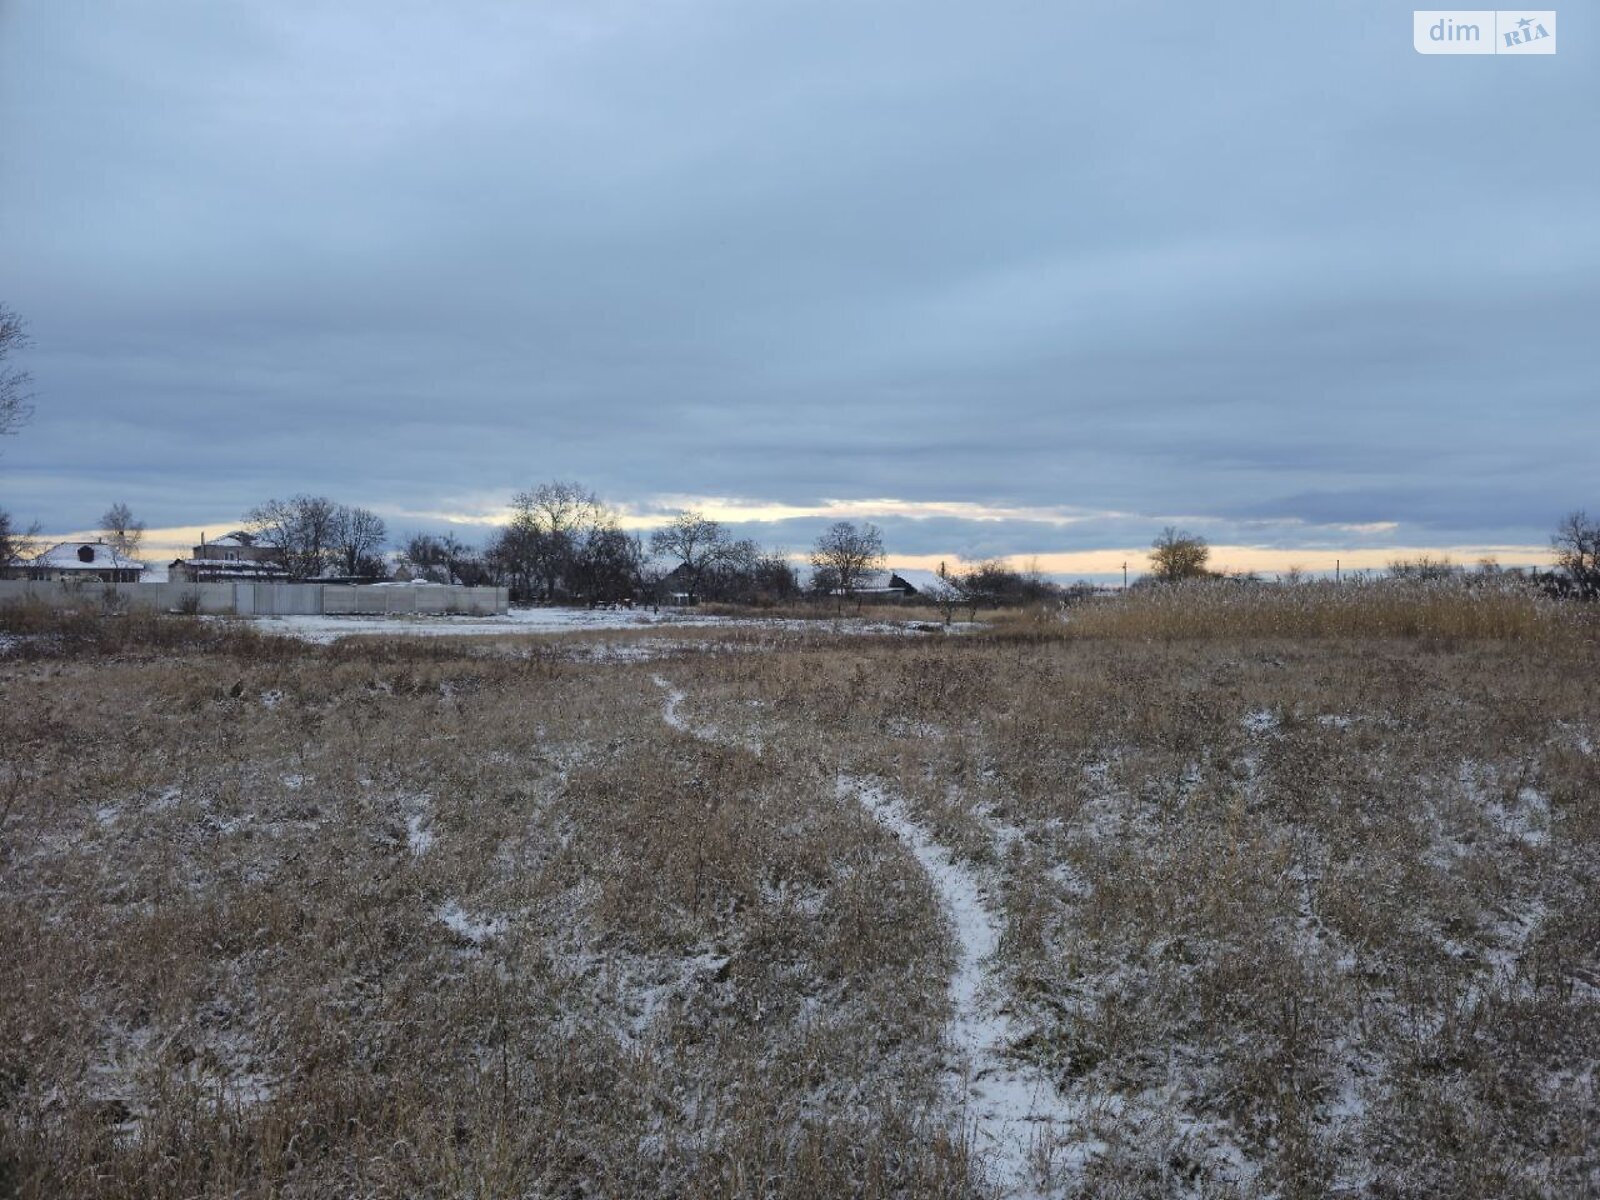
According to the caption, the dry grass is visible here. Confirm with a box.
[695,599,953,625]
[1034,578,1584,643]
[1,596,1596,1197]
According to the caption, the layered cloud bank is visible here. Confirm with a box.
[2,3,1594,565]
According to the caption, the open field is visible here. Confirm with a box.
[1,590,1597,1198]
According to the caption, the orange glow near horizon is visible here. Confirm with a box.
[882,545,1556,578]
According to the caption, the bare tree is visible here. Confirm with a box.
[649,510,736,604]
[404,531,494,587]
[332,505,388,578]
[1552,510,1599,599]
[100,503,147,561]
[1148,526,1211,582]
[571,525,642,603]
[403,533,455,583]
[810,521,885,609]
[0,509,40,567]
[750,551,802,604]
[484,523,541,600]
[922,562,968,625]
[0,304,32,443]
[507,481,611,600]
[243,495,340,580]
[705,544,803,606]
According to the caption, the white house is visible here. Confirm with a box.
[16,540,147,583]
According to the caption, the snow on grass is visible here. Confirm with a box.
[1241,708,1280,734]
[406,812,434,856]
[653,675,690,733]
[651,674,764,754]
[843,775,1083,1198]
[615,948,731,1046]
[235,606,947,644]
[437,900,506,946]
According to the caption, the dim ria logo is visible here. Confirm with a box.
[1414,10,1556,53]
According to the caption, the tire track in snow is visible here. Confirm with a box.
[845,776,1078,1198]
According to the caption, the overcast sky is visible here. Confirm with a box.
[1,1,1595,577]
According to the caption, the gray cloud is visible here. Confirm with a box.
[1,0,1594,562]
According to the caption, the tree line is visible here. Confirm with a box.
[230,484,1084,609]
[237,481,812,604]
[1143,522,1600,599]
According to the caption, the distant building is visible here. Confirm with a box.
[168,530,289,582]
[833,568,954,599]
[13,540,147,583]
[885,568,955,596]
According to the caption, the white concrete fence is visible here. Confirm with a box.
[0,579,510,617]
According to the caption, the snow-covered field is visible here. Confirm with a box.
[241,605,938,643]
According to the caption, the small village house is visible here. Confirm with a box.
[831,568,951,600]
[10,540,147,583]
[168,531,289,582]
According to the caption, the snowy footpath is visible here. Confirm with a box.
[651,675,1076,1196]
[844,777,1081,1198]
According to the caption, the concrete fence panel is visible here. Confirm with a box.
[1,579,509,618]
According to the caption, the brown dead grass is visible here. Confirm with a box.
[1022,578,1586,643]
[1,596,1596,1197]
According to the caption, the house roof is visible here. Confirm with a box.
[829,568,960,596]
[889,568,958,595]
[202,531,260,549]
[31,541,147,572]
[845,570,900,592]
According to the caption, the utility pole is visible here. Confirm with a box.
[1335,558,1341,585]
[1122,561,1128,590]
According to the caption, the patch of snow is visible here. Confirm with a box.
[1241,709,1279,734]
[234,607,947,644]
[406,811,434,856]
[1487,788,1550,848]
[653,675,690,733]
[619,948,731,1044]
[437,900,505,945]
[651,674,761,754]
